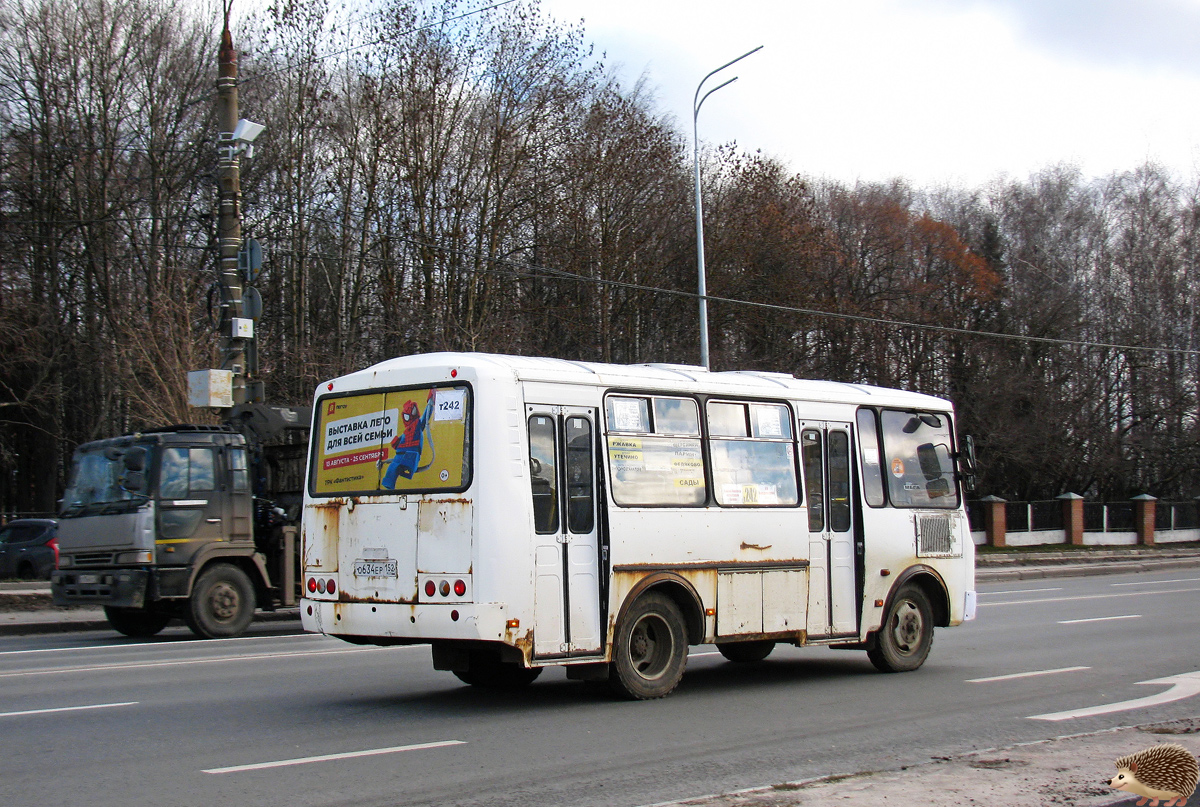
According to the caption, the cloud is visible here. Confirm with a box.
[932,0,1200,74]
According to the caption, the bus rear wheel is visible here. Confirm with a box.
[609,592,688,700]
[717,640,776,663]
[104,607,171,638]
[868,584,933,673]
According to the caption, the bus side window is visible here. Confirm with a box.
[828,431,851,532]
[801,430,824,531]
[565,417,594,534]
[856,409,885,507]
[528,417,559,534]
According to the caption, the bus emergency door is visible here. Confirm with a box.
[527,406,603,657]
[800,423,858,637]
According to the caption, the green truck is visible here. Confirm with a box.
[50,404,309,638]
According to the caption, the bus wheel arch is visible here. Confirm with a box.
[888,565,950,627]
[614,572,705,645]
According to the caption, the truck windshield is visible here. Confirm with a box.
[61,447,146,515]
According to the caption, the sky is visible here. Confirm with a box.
[537,0,1200,189]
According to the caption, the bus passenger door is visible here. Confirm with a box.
[527,407,603,658]
[800,423,857,638]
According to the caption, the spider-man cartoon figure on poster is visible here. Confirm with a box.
[382,388,434,489]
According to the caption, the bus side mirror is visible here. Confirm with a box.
[916,443,942,480]
[958,435,978,492]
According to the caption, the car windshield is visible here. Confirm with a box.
[61,446,144,513]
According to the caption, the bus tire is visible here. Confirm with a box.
[185,564,256,639]
[453,650,542,690]
[609,592,688,700]
[868,584,933,673]
[717,640,776,663]
[104,606,171,638]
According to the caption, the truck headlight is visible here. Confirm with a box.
[116,550,153,565]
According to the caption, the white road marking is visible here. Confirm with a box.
[0,632,326,657]
[203,740,466,774]
[968,666,1090,683]
[1058,614,1141,624]
[980,586,1200,607]
[1110,577,1200,587]
[0,646,380,679]
[1029,670,1200,721]
[979,587,1063,595]
[0,701,138,718]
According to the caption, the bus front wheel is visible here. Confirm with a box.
[868,584,934,673]
[609,592,688,699]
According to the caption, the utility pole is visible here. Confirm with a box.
[207,4,266,414]
[189,6,264,413]
[216,13,247,410]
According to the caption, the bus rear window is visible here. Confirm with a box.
[311,385,471,495]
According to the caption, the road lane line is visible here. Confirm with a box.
[968,666,1090,683]
[980,586,1200,607]
[203,740,466,774]
[1110,577,1200,587]
[1029,670,1200,721]
[0,633,328,657]
[0,647,381,679]
[0,701,138,718]
[979,587,1064,595]
[1058,614,1141,624]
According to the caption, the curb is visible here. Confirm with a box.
[975,556,1200,582]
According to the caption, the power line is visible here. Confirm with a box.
[256,232,1200,358]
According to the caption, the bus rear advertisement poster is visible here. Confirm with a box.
[313,385,469,494]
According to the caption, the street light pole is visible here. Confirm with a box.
[693,45,762,370]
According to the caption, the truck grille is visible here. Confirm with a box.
[916,515,955,557]
[72,552,116,566]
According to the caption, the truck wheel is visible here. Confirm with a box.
[717,640,776,663]
[609,592,688,700]
[867,584,934,673]
[186,564,256,639]
[104,607,171,638]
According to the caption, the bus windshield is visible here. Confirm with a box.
[879,410,959,509]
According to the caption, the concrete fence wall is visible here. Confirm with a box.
[969,495,1200,547]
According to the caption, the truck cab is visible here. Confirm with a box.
[51,418,304,638]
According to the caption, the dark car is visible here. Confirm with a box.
[0,519,58,580]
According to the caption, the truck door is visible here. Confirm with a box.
[801,423,858,637]
[528,406,602,658]
[157,446,225,567]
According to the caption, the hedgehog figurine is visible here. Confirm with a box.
[1108,743,1199,807]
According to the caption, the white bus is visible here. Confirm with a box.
[300,353,977,699]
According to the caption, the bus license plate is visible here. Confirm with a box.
[353,559,398,578]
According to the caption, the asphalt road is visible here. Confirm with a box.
[1,570,1198,807]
